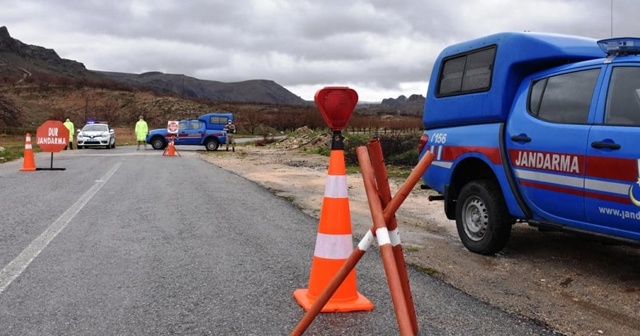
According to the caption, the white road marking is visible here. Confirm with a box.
[0,162,122,294]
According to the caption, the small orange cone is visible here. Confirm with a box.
[293,149,373,312]
[19,133,36,171]
[164,143,176,156]
[163,137,178,156]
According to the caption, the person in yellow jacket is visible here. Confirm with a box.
[135,116,149,150]
[63,117,74,150]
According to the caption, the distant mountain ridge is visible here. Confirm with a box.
[0,26,306,105]
[0,26,423,113]
[96,71,307,105]
[0,26,100,81]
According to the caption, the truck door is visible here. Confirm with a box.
[176,120,204,145]
[585,65,640,236]
[505,68,602,223]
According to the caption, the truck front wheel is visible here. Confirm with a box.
[150,136,166,150]
[205,138,219,151]
[455,180,511,255]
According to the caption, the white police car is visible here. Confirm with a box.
[77,122,116,149]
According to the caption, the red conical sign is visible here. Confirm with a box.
[314,87,358,131]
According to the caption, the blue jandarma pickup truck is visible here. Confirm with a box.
[419,32,640,255]
[146,112,233,151]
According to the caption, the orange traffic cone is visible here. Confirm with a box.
[293,149,373,312]
[163,138,178,156]
[164,143,176,156]
[19,133,36,171]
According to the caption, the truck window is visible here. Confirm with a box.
[528,69,600,124]
[438,46,496,96]
[190,120,203,130]
[208,116,229,125]
[605,67,640,126]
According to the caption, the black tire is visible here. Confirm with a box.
[205,138,219,151]
[455,180,511,255]
[151,136,166,150]
[77,145,83,149]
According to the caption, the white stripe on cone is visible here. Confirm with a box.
[324,175,348,198]
[313,233,353,259]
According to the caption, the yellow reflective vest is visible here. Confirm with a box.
[63,120,74,141]
[135,120,148,141]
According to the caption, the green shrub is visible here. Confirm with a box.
[343,132,420,167]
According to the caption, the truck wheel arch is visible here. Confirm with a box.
[446,157,497,219]
[150,136,167,150]
[455,179,512,255]
[204,137,220,151]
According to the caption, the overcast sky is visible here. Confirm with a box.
[1,0,638,102]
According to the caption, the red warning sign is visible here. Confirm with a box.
[167,120,179,134]
[314,87,358,131]
[36,120,69,153]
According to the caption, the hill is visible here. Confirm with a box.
[97,71,307,105]
[0,26,306,106]
[0,25,424,132]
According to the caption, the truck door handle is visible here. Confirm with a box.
[511,135,531,143]
[591,141,621,150]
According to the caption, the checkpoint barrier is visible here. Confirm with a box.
[19,133,36,171]
[291,141,435,336]
[291,86,435,335]
[163,136,180,156]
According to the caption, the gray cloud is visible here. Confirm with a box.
[1,0,637,101]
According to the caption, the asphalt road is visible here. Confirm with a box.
[0,146,557,335]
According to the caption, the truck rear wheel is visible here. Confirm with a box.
[205,138,219,151]
[455,180,511,255]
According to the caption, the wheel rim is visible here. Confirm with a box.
[462,196,489,242]
[152,139,163,149]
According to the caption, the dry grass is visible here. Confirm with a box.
[0,134,42,163]
[0,126,140,163]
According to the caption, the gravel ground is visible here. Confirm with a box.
[202,141,640,336]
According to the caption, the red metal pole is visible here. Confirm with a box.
[357,146,413,336]
[367,138,418,334]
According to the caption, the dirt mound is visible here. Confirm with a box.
[269,127,332,151]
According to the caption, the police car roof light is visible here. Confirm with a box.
[597,37,640,56]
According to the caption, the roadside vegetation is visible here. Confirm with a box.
[0,83,423,166]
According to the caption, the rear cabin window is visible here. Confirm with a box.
[604,67,640,126]
[190,120,203,130]
[438,46,496,96]
[528,69,600,124]
[208,116,230,125]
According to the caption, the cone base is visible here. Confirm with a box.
[293,288,374,313]
[19,167,36,171]
[164,146,177,156]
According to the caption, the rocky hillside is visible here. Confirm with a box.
[0,26,101,82]
[0,25,424,131]
[97,71,307,105]
[0,26,306,105]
